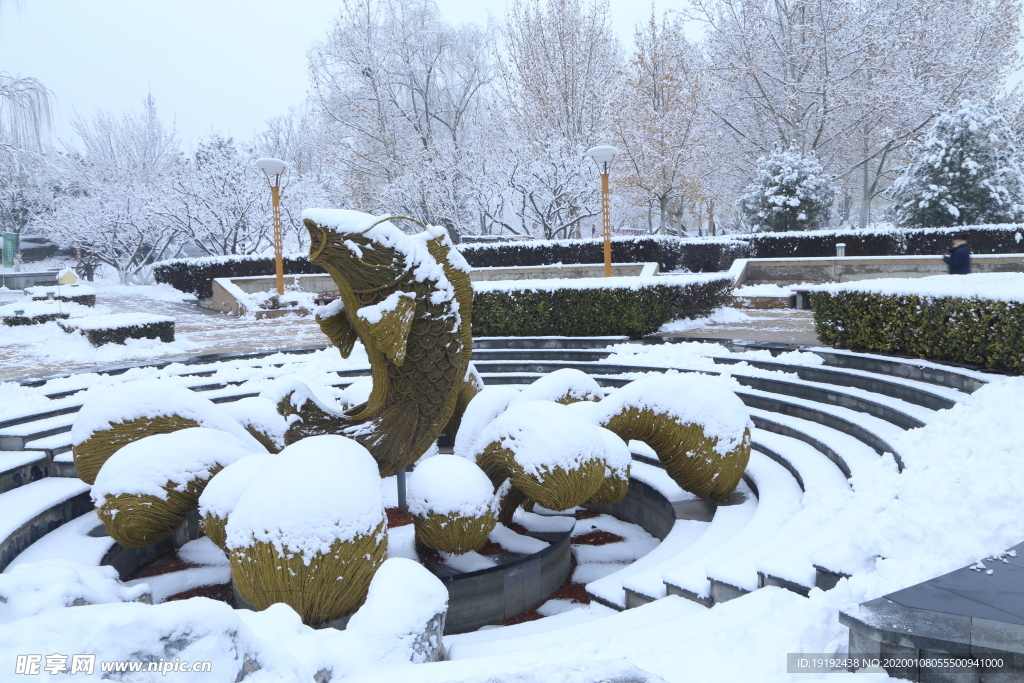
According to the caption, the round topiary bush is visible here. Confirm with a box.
[198,453,275,551]
[92,428,254,548]
[408,454,497,554]
[508,368,605,407]
[226,435,387,626]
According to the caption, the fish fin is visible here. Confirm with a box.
[361,293,416,366]
[316,302,359,358]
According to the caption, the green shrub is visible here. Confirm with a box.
[59,318,175,346]
[811,290,1024,371]
[473,277,732,337]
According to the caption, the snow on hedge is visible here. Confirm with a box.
[453,386,521,459]
[474,272,729,294]
[70,378,266,452]
[61,313,173,330]
[0,559,150,625]
[408,454,495,518]
[812,272,1024,303]
[596,373,752,456]
[0,299,91,318]
[225,435,384,558]
[25,284,96,297]
[91,428,255,500]
[471,401,606,476]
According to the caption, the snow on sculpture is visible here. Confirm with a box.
[588,426,633,505]
[507,367,605,407]
[219,397,288,453]
[596,374,752,500]
[407,454,498,554]
[71,379,265,485]
[271,210,475,477]
[473,401,608,523]
[198,453,275,551]
[92,428,255,547]
[226,435,388,626]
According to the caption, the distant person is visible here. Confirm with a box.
[942,233,971,274]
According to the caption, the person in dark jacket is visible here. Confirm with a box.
[942,233,971,274]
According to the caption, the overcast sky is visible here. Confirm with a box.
[0,0,685,150]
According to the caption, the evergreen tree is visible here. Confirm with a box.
[740,148,835,232]
[891,100,1024,228]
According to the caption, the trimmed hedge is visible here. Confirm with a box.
[472,276,732,337]
[153,253,326,299]
[2,312,69,327]
[811,290,1024,371]
[58,318,175,346]
[30,293,96,307]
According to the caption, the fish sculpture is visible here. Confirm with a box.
[279,210,475,477]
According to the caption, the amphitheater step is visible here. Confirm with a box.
[0,478,93,572]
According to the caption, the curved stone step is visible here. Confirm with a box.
[0,451,50,493]
[0,478,93,572]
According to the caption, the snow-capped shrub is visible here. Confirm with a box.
[407,454,497,554]
[508,368,605,407]
[226,435,387,626]
[891,100,1024,228]
[588,427,632,506]
[740,147,836,232]
[473,276,733,336]
[219,397,289,453]
[453,386,522,460]
[198,453,275,550]
[811,273,1024,370]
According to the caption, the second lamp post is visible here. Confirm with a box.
[256,158,288,295]
[586,146,618,277]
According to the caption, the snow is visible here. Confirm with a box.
[70,378,265,453]
[470,401,606,477]
[25,284,96,297]
[198,452,275,519]
[225,435,385,559]
[259,374,345,416]
[407,454,495,518]
[596,373,752,455]
[813,272,1024,303]
[126,566,232,604]
[474,272,728,294]
[219,397,289,450]
[178,537,229,566]
[438,551,496,573]
[3,512,113,572]
[60,313,174,331]
[507,368,604,407]
[386,524,418,561]
[345,557,448,662]
[0,478,91,545]
[91,428,255,500]
[488,523,549,554]
[357,291,415,325]
[453,386,521,459]
[0,299,91,318]
[339,379,373,408]
[0,560,149,625]
[596,426,630,477]
[657,306,751,333]
[734,282,814,297]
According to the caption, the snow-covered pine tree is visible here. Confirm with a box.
[890,100,1024,228]
[740,147,835,232]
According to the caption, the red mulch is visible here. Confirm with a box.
[476,540,505,556]
[128,549,199,580]
[574,508,602,520]
[166,583,234,604]
[385,507,414,527]
[494,557,590,626]
[572,529,625,546]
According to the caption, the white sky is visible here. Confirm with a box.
[0,0,688,150]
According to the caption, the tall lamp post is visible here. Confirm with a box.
[586,146,618,277]
[256,158,288,295]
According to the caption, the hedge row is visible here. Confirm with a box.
[153,254,325,299]
[472,276,732,337]
[58,319,176,346]
[810,290,1024,371]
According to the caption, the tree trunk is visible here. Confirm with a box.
[859,130,870,229]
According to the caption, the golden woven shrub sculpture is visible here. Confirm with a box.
[198,453,275,551]
[598,375,752,501]
[224,434,388,626]
[91,428,254,548]
[442,365,484,442]
[71,379,267,485]
[277,211,473,477]
[585,427,632,506]
[407,453,497,554]
[230,520,388,626]
[74,414,199,486]
[509,368,605,407]
[472,402,608,523]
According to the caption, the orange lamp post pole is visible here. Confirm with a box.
[586,146,619,278]
[256,158,289,295]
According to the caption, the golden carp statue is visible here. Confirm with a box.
[280,210,475,477]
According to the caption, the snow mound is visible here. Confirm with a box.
[345,558,449,664]
[70,378,265,452]
[339,378,373,409]
[258,374,344,416]
[472,401,607,476]
[454,386,521,459]
[198,453,275,519]
[178,537,229,566]
[219,397,288,451]
[508,368,605,407]
[91,428,255,501]
[814,272,1024,303]
[225,435,384,558]
[0,560,150,625]
[408,454,495,518]
[597,374,752,455]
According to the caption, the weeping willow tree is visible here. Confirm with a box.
[0,1,54,155]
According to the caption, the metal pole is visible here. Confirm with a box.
[397,468,407,513]
[271,183,284,295]
[601,169,611,277]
